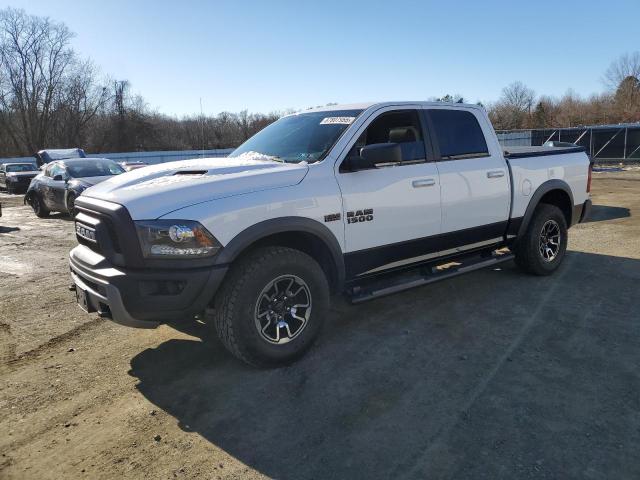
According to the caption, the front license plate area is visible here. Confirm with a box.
[75,287,96,313]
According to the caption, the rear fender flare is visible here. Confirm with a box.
[517,179,574,238]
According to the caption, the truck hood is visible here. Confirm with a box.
[82,154,309,219]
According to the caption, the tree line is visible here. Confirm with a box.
[1,7,639,159]
[0,8,280,158]
[488,55,640,131]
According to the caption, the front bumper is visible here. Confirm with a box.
[6,178,32,192]
[69,245,227,328]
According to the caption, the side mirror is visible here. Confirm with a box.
[359,143,402,168]
[53,174,63,181]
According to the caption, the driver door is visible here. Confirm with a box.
[335,108,441,278]
[52,164,69,210]
[45,163,67,210]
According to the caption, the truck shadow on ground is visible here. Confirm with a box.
[586,204,630,222]
[129,251,640,480]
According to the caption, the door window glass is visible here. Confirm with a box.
[350,110,426,163]
[428,109,489,160]
[50,164,66,179]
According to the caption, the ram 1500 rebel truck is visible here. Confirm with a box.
[69,102,592,366]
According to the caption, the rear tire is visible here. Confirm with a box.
[211,246,329,367]
[31,194,50,218]
[514,203,567,276]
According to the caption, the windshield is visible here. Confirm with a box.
[66,160,125,178]
[6,163,35,172]
[229,109,363,163]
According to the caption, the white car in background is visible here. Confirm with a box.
[119,161,149,172]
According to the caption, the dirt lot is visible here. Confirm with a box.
[1,172,639,479]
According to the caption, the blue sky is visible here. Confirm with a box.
[2,0,638,116]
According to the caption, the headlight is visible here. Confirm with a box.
[135,220,221,258]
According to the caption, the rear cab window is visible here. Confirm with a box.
[427,109,489,160]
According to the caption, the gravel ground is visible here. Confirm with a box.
[1,172,639,479]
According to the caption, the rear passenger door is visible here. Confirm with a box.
[425,108,510,246]
[336,107,441,278]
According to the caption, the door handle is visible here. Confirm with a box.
[487,170,505,178]
[412,178,436,188]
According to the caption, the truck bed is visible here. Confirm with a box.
[503,145,586,159]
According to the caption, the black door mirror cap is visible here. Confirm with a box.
[360,143,402,167]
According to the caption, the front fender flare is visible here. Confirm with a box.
[215,217,346,290]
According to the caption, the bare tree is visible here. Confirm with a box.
[0,8,74,154]
[604,52,640,90]
[489,81,536,130]
[602,52,640,122]
[52,60,110,147]
[501,81,536,114]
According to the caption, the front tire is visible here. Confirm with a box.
[31,194,50,218]
[211,246,330,367]
[514,203,568,275]
[66,193,77,218]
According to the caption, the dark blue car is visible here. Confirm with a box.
[25,158,125,217]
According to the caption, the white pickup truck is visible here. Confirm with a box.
[69,102,592,366]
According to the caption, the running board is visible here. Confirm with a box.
[348,250,514,304]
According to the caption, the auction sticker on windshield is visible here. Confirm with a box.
[320,117,355,125]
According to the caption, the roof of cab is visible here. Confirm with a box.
[298,101,483,114]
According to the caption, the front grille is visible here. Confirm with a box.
[73,197,142,268]
[75,214,120,255]
[75,215,101,254]
[12,176,34,186]
[75,223,97,243]
[102,217,122,253]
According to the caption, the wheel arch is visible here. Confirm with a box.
[517,180,574,238]
[64,188,79,213]
[216,217,346,293]
[23,189,34,205]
